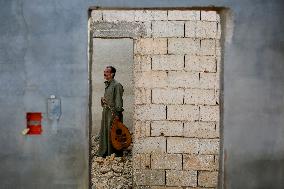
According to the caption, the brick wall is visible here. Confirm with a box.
[91,9,221,188]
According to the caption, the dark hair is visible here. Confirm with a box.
[106,66,116,78]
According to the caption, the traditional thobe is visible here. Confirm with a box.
[98,79,124,157]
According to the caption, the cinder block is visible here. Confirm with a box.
[135,38,167,55]
[135,88,151,105]
[133,153,141,170]
[184,89,216,105]
[196,21,217,38]
[134,104,166,121]
[201,11,220,22]
[184,55,216,72]
[183,154,218,171]
[134,169,166,186]
[92,21,147,38]
[168,38,200,55]
[152,187,182,189]
[184,21,196,38]
[102,10,135,22]
[152,55,184,71]
[199,139,220,154]
[134,137,166,154]
[134,10,168,21]
[91,10,102,21]
[133,153,151,169]
[198,39,216,56]
[199,105,220,121]
[167,105,199,121]
[141,153,151,169]
[133,121,151,140]
[185,21,218,39]
[151,121,183,137]
[198,171,218,187]
[135,71,167,88]
[143,21,152,37]
[152,88,184,104]
[184,121,219,138]
[167,71,199,88]
[150,10,169,20]
[166,170,197,187]
[134,10,153,21]
[152,21,184,37]
[151,153,182,170]
[199,73,217,89]
[167,137,199,154]
[134,55,152,72]
[168,10,200,21]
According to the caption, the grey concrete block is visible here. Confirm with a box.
[92,21,147,38]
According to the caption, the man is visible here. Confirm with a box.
[98,66,124,157]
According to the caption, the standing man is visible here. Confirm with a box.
[98,66,124,157]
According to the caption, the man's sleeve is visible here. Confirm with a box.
[114,83,124,115]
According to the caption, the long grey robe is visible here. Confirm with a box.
[98,79,124,157]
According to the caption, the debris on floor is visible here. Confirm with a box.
[91,135,132,189]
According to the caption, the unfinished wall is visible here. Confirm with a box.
[2,1,283,188]
[91,9,221,188]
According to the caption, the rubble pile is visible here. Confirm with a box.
[91,136,133,189]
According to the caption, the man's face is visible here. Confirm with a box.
[104,67,113,81]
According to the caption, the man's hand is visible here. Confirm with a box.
[101,97,107,106]
[112,112,119,120]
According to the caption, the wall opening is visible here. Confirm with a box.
[91,38,134,135]
[89,8,223,188]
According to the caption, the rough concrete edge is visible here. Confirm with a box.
[218,7,234,189]
[88,9,93,189]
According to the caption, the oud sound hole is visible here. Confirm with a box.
[116,129,122,135]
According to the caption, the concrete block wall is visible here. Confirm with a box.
[91,9,221,188]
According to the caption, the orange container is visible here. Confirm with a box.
[26,112,42,135]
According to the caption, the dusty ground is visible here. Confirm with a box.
[91,136,133,189]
